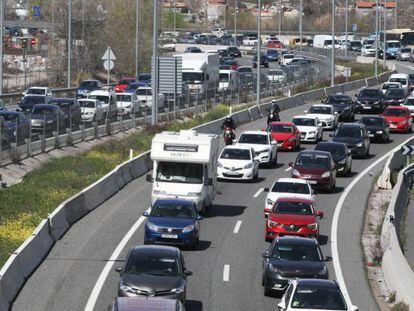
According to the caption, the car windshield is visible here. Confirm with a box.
[387,42,400,48]
[183,72,204,82]
[238,134,268,145]
[382,84,400,90]
[156,162,203,184]
[292,118,315,126]
[326,95,348,105]
[351,41,361,46]
[315,144,345,158]
[308,106,331,114]
[116,95,132,102]
[360,89,381,97]
[238,67,252,73]
[360,117,383,126]
[21,96,46,105]
[271,244,322,261]
[284,54,294,59]
[271,181,310,194]
[32,107,54,114]
[273,201,313,215]
[0,113,18,122]
[291,287,347,310]
[79,100,96,108]
[220,148,251,160]
[219,73,229,82]
[267,124,294,133]
[296,154,331,168]
[79,81,97,87]
[125,253,180,277]
[404,98,414,106]
[389,78,407,85]
[26,88,45,95]
[385,89,405,96]
[136,89,152,96]
[151,203,196,219]
[401,48,411,53]
[335,127,362,138]
[88,95,109,104]
[364,45,373,49]
[384,109,407,117]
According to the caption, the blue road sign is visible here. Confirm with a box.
[352,24,358,32]
[33,6,41,17]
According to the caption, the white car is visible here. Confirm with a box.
[361,44,376,57]
[263,178,315,216]
[388,73,410,91]
[280,54,295,66]
[236,131,278,166]
[88,89,118,119]
[267,69,286,84]
[305,104,338,130]
[380,81,402,94]
[242,37,258,46]
[278,279,358,311]
[23,86,53,98]
[292,115,323,142]
[79,99,105,123]
[116,93,140,115]
[402,96,414,116]
[136,87,165,109]
[217,146,259,181]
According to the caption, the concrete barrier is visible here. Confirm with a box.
[234,110,251,124]
[0,254,24,304]
[301,89,326,102]
[325,85,343,96]
[48,204,71,241]
[249,106,262,120]
[0,291,9,311]
[366,77,378,87]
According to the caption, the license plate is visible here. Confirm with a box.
[363,106,371,110]
[225,171,239,175]
[368,134,374,137]
[301,135,305,139]
[161,234,178,239]
[308,180,317,184]
[278,143,283,147]
[390,124,397,128]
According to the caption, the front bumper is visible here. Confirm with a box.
[300,132,318,142]
[356,102,382,113]
[318,119,335,129]
[265,225,318,239]
[367,130,386,141]
[346,144,366,156]
[254,151,272,164]
[145,228,198,246]
[81,114,95,122]
[388,122,409,132]
[217,167,254,180]
[276,140,297,150]
[294,175,332,189]
[118,288,185,303]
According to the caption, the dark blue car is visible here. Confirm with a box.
[76,79,102,98]
[137,73,151,86]
[0,111,30,142]
[124,81,147,93]
[265,49,279,62]
[144,199,202,248]
[19,95,49,112]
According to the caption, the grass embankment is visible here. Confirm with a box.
[0,105,229,266]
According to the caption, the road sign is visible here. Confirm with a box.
[352,24,358,32]
[156,56,183,95]
[101,47,116,61]
[33,6,41,17]
[103,60,114,70]
[30,38,37,46]
[401,145,414,155]
[342,67,351,78]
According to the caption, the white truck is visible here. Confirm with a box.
[175,52,220,95]
[218,69,238,92]
[313,35,339,49]
[147,130,219,214]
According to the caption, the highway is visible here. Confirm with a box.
[11,57,414,310]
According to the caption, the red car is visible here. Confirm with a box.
[115,77,136,93]
[266,122,301,150]
[266,40,284,49]
[382,106,412,133]
[265,197,323,241]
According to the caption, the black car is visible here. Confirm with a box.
[226,46,242,58]
[323,93,355,121]
[0,111,30,142]
[19,95,49,113]
[183,47,202,53]
[253,54,269,68]
[315,141,352,176]
[47,98,82,128]
[331,123,370,157]
[30,104,67,133]
[217,49,229,57]
[116,245,192,303]
[219,56,234,65]
[408,74,414,90]
[355,88,385,113]
[383,88,407,106]
[0,116,10,147]
[262,236,330,296]
[359,115,390,142]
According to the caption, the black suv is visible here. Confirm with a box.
[331,123,371,157]
[383,88,407,106]
[226,46,242,58]
[359,115,390,142]
[262,236,330,296]
[315,141,352,176]
[323,93,355,121]
[355,88,385,113]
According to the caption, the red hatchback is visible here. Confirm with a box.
[115,77,136,93]
[266,122,301,150]
[267,40,284,49]
[265,197,323,241]
[382,106,412,133]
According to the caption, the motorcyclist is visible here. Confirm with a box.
[221,115,237,142]
[267,100,281,125]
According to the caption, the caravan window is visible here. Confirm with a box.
[156,162,203,184]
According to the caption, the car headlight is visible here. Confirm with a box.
[153,190,167,195]
[308,131,316,135]
[182,224,195,233]
[171,284,185,294]
[147,222,159,232]
[267,220,279,228]
[399,120,407,125]
[317,266,327,276]
[120,282,136,294]
[188,192,202,197]
[356,142,363,147]
[266,198,274,206]
[244,163,253,169]
[217,161,223,168]
[376,130,383,134]
[292,169,300,177]
[288,137,296,142]
[259,148,270,153]
[307,223,318,230]
[338,158,347,164]
[321,171,331,178]
[46,120,54,124]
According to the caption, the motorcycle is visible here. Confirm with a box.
[223,127,235,145]
[267,111,280,125]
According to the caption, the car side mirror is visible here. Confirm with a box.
[318,123,323,127]
[288,162,293,167]
[325,256,333,261]
[262,252,270,258]
[115,266,122,273]
[277,302,286,311]
[334,111,339,115]
[264,187,270,192]
[304,110,308,113]
[270,141,277,145]
[317,211,324,218]
[184,270,193,277]
[146,174,153,182]
[205,178,213,186]
[312,190,318,195]
[232,139,237,144]
[347,150,352,155]
[143,211,149,217]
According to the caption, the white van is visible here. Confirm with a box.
[147,130,219,214]
[218,69,238,92]
[88,89,118,119]
[388,73,410,91]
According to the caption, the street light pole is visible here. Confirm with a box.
[67,0,72,88]
[331,0,335,86]
[173,0,176,33]
[234,0,237,46]
[299,0,303,51]
[256,0,261,107]
[375,0,379,77]
[152,0,159,125]
[383,0,387,69]
[135,0,140,77]
[0,0,3,95]
[204,0,207,32]
[394,0,397,29]
[345,0,348,59]
[278,0,282,37]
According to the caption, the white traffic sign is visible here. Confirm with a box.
[101,47,117,61]
[401,145,414,155]
[103,60,114,70]
[342,67,351,78]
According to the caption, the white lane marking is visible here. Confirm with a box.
[233,221,242,234]
[84,207,150,311]
[331,136,414,307]
[285,166,292,172]
[253,188,263,198]
[223,264,230,282]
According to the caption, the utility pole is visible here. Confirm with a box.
[299,0,303,51]
[204,0,208,31]
[256,0,261,107]
[278,0,282,37]
[375,0,379,77]
[331,0,335,86]
[345,0,348,59]
[67,0,72,88]
[173,0,176,33]
[394,0,397,29]
[383,0,387,69]
[234,0,237,46]
[135,0,140,77]
[152,0,159,125]
[0,0,3,95]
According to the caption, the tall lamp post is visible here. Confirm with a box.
[383,0,387,69]
[278,0,282,37]
[234,0,237,46]
[67,0,72,88]
[256,0,261,107]
[345,0,348,59]
[331,0,335,86]
[299,0,303,51]
[152,0,159,125]
[135,0,140,77]
[0,0,3,94]
[374,0,379,77]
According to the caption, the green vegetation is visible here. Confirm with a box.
[336,60,386,82]
[0,105,229,266]
[388,291,397,304]
[391,301,409,311]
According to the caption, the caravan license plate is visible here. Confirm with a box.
[161,234,178,239]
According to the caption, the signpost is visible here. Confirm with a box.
[342,67,351,83]
[352,23,357,33]
[33,6,41,17]
[401,145,414,166]
[101,47,116,84]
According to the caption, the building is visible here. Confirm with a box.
[355,1,396,16]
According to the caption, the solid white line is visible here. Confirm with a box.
[233,220,242,234]
[285,167,292,172]
[253,188,263,198]
[84,207,151,311]
[331,136,414,307]
[223,264,230,282]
